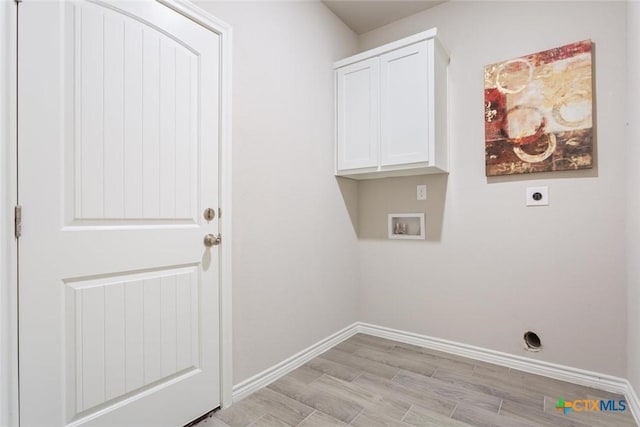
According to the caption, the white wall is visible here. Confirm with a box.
[627,0,640,392]
[357,1,628,376]
[193,1,360,385]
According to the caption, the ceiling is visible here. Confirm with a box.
[322,0,446,35]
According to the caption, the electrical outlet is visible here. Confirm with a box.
[417,185,427,201]
[526,186,549,206]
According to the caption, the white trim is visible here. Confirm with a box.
[218,20,234,413]
[157,0,231,35]
[358,323,629,393]
[230,321,640,426]
[625,380,640,425]
[360,323,640,424]
[155,0,234,410]
[231,323,360,402]
[1,1,18,426]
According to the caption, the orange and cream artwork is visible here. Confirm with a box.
[484,40,593,176]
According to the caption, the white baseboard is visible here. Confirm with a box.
[358,323,628,394]
[360,323,639,425]
[625,379,640,425]
[231,321,640,425]
[231,322,359,402]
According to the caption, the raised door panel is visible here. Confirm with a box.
[70,4,199,224]
[380,40,432,167]
[336,57,379,171]
[65,267,199,414]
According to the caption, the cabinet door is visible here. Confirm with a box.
[336,57,380,171]
[380,40,432,167]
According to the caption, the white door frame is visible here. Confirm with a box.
[1,2,19,426]
[0,1,233,425]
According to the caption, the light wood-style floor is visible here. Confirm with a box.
[196,334,637,427]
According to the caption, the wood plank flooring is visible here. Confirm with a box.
[196,334,637,427]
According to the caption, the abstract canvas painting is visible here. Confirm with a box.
[484,40,593,176]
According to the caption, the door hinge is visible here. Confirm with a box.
[14,205,22,239]
[218,208,222,219]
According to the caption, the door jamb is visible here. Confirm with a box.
[1,1,19,426]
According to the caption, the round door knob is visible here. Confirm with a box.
[204,233,221,247]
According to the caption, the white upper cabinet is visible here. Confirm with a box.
[380,41,431,167]
[334,29,449,179]
[336,57,379,170]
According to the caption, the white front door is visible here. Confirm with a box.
[18,1,222,426]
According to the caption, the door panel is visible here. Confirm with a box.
[64,266,199,413]
[19,1,221,426]
[336,57,379,171]
[380,40,431,166]
[70,2,199,224]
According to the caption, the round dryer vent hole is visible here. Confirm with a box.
[523,331,542,352]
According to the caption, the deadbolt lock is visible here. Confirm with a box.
[203,207,216,221]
